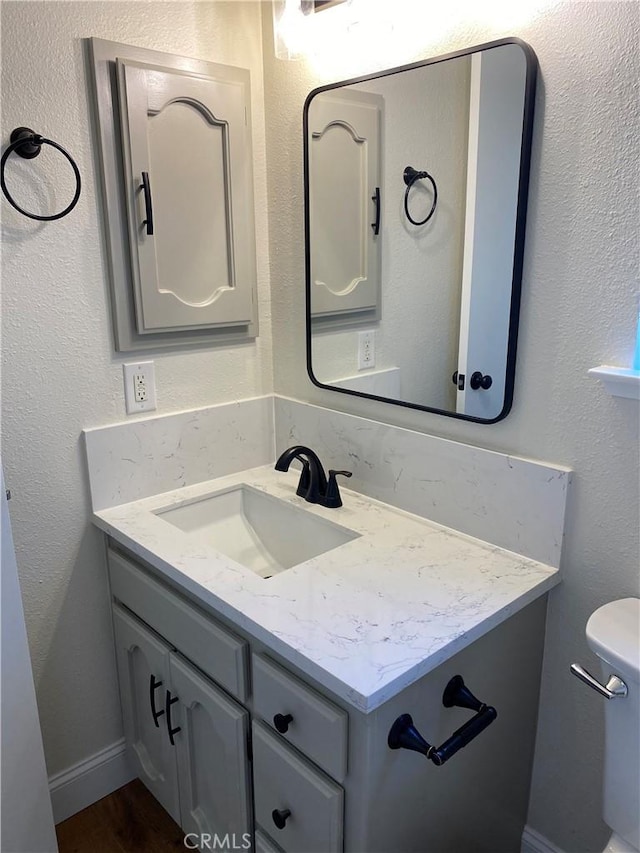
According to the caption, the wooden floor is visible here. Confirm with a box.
[56,779,185,852]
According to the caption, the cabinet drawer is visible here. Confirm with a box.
[108,548,248,702]
[252,654,347,781]
[252,722,343,853]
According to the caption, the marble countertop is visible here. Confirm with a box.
[93,465,559,713]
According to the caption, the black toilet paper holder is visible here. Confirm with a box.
[387,675,497,766]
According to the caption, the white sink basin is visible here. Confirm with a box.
[154,484,359,578]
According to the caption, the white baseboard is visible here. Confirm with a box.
[522,825,567,853]
[49,738,135,824]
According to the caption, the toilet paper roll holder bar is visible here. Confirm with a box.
[388,675,497,766]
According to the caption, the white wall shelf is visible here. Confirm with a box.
[588,366,640,400]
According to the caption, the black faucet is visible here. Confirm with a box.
[274,445,352,508]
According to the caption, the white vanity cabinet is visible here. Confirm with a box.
[112,604,252,840]
[107,542,548,853]
[112,605,180,821]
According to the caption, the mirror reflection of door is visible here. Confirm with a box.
[457,46,527,419]
[305,40,536,423]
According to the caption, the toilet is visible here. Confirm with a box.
[580,598,640,853]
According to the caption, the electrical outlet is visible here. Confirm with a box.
[133,373,147,403]
[358,330,376,370]
[123,362,156,414]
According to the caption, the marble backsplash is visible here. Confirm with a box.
[84,394,571,567]
[84,396,274,511]
[274,397,571,568]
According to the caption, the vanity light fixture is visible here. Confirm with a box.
[272,0,351,60]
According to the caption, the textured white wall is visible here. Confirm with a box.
[0,1,272,776]
[360,60,469,410]
[1,4,638,849]
[263,2,639,851]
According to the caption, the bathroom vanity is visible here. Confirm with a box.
[92,463,560,852]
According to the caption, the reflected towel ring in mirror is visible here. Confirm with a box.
[0,126,81,221]
[403,165,438,226]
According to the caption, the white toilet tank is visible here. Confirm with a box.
[586,598,640,852]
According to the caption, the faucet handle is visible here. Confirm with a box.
[294,457,311,498]
[324,470,352,508]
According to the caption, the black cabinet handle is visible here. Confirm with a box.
[165,690,181,746]
[149,675,164,728]
[452,371,465,391]
[273,713,293,734]
[272,808,291,830]
[139,171,154,236]
[470,371,492,391]
[371,187,381,235]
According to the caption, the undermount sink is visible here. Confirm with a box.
[154,484,360,578]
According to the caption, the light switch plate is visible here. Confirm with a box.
[123,361,156,414]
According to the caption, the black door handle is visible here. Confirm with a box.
[371,187,381,235]
[470,372,492,390]
[149,675,164,727]
[165,690,181,746]
[139,171,154,236]
[452,371,465,390]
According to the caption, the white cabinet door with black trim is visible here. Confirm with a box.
[116,58,256,334]
[112,605,180,822]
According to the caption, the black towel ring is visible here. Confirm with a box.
[403,165,438,226]
[1,127,81,221]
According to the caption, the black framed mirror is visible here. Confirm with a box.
[303,38,537,423]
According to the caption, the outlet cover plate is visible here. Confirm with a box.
[123,361,156,414]
[358,330,376,370]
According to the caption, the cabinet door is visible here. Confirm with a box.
[116,58,255,334]
[112,605,180,822]
[308,88,382,318]
[169,652,252,844]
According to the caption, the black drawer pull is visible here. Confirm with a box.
[165,690,181,746]
[149,675,164,727]
[272,808,291,830]
[273,713,293,734]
